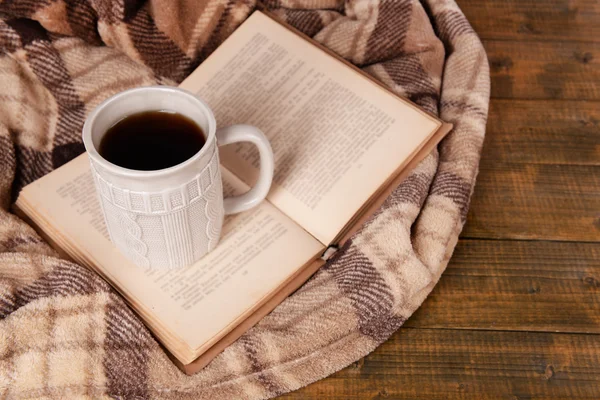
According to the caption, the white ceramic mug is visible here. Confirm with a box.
[82,86,274,269]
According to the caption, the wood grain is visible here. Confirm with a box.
[486,100,600,165]
[279,328,600,399]
[486,40,599,100]
[461,162,600,241]
[405,239,600,333]
[458,0,600,42]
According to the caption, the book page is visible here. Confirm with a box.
[180,11,441,244]
[20,154,322,363]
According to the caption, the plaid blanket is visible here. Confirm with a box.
[0,0,489,398]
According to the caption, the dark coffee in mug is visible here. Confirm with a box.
[99,110,206,171]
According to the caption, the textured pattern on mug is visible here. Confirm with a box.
[91,147,224,269]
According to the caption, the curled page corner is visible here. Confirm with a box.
[320,245,339,261]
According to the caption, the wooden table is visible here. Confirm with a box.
[281,1,600,398]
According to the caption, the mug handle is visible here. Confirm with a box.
[216,124,274,215]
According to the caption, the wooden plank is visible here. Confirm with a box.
[461,162,600,241]
[457,0,600,42]
[280,328,600,399]
[486,100,600,166]
[486,40,599,100]
[405,240,600,333]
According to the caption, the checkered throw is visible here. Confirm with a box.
[0,0,489,398]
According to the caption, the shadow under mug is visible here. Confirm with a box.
[82,86,274,269]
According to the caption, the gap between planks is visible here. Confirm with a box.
[402,326,600,336]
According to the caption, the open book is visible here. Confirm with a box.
[15,10,452,374]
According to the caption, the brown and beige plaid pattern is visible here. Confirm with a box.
[0,0,489,398]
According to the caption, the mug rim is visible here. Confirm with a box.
[82,86,217,179]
